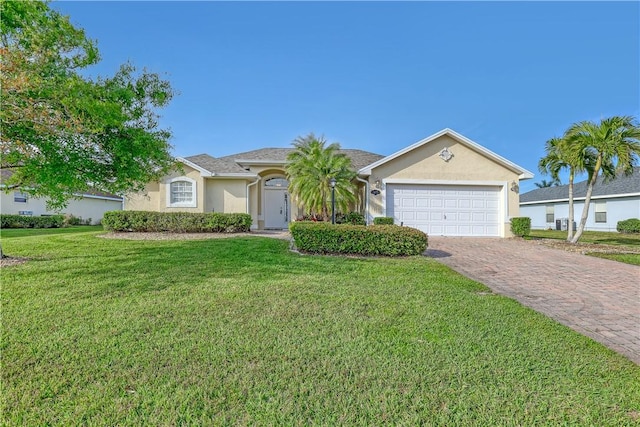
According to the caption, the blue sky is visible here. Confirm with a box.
[52,1,639,193]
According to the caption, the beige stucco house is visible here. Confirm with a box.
[126,128,533,237]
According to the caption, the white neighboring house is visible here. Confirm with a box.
[1,170,123,225]
[520,168,640,232]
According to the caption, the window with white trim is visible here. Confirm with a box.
[545,205,554,223]
[14,191,28,203]
[166,177,197,208]
[594,201,606,223]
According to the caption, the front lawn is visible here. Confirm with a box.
[529,229,640,245]
[2,228,639,425]
[528,229,640,266]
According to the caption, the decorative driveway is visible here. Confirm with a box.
[426,237,640,364]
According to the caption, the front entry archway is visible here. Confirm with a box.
[263,177,289,229]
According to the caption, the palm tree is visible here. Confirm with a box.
[538,136,593,242]
[286,134,356,221]
[534,178,561,188]
[566,116,640,243]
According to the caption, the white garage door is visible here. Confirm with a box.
[387,184,501,236]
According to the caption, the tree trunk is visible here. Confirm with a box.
[566,171,574,242]
[570,157,602,244]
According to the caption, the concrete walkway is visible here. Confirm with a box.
[426,237,640,364]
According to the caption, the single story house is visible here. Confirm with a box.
[520,168,640,232]
[1,170,123,225]
[125,128,533,237]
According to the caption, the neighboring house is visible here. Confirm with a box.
[126,128,533,237]
[520,168,640,232]
[0,170,123,225]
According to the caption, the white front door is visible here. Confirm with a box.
[386,184,501,236]
[264,189,289,229]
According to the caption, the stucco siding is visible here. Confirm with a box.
[205,180,248,213]
[366,135,522,236]
[1,192,121,224]
[521,196,640,231]
[370,136,518,182]
[124,166,204,213]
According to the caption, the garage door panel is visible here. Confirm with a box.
[415,211,429,221]
[416,198,429,208]
[444,199,457,208]
[387,184,501,237]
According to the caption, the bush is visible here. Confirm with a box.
[336,212,366,225]
[102,211,253,233]
[617,218,640,234]
[0,214,64,229]
[290,222,428,256]
[373,217,394,225]
[510,217,531,237]
[64,214,92,226]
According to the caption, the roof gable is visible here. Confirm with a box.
[358,128,534,179]
[520,168,640,203]
[180,154,256,177]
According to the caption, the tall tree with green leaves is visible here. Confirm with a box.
[538,136,594,242]
[286,134,356,221]
[565,116,640,243]
[1,0,176,211]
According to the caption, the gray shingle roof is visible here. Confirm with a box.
[183,154,253,175]
[520,168,640,203]
[216,147,384,172]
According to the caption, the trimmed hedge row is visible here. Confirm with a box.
[102,211,252,233]
[617,218,640,234]
[290,222,428,256]
[373,217,394,225]
[0,214,64,229]
[510,217,531,237]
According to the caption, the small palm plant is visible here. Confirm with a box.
[286,134,356,221]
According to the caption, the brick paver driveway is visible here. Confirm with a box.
[426,237,640,364]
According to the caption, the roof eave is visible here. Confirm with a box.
[234,159,287,166]
[209,173,259,179]
[520,192,640,205]
[177,157,214,177]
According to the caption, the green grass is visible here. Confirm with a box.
[529,229,640,265]
[529,229,640,246]
[0,225,103,238]
[2,228,639,425]
[588,252,640,266]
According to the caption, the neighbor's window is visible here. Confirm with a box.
[594,201,606,223]
[14,191,27,203]
[545,205,554,223]
[166,177,196,208]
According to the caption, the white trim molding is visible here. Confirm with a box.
[358,128,534,180]
[520,192,640,205]
[166,176,197,208]
[176,157,214,177]
[383,178,508,187]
